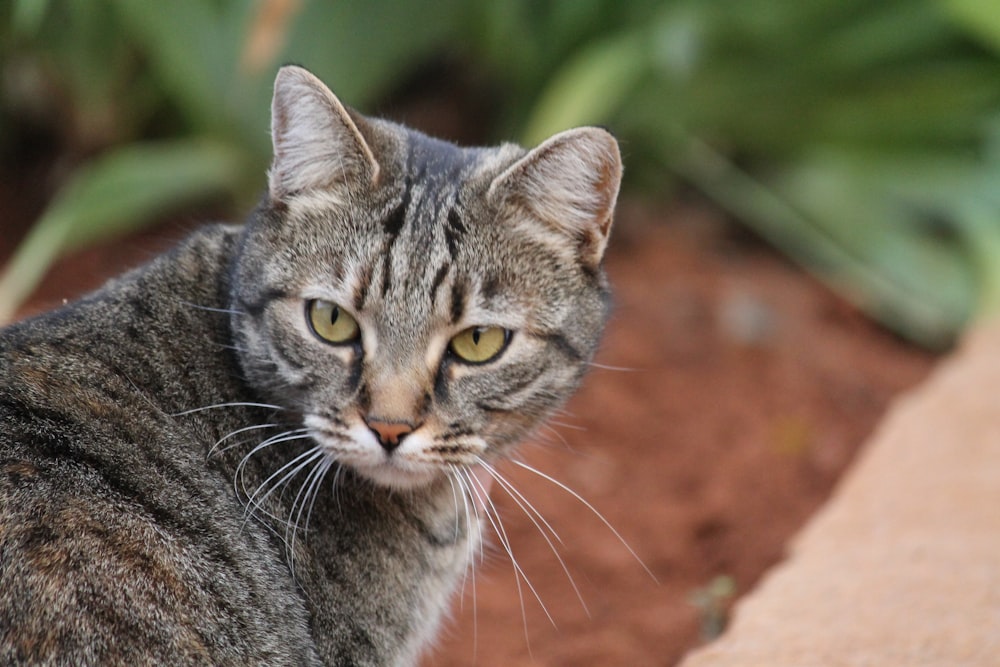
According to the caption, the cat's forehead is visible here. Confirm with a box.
[377,121,523,197]
[397,131,487,182]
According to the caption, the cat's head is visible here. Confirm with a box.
[230,65,621,489]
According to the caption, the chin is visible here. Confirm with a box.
[354,462,442,491]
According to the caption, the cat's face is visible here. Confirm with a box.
[230,66,621,489]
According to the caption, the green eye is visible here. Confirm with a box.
[449,326,510,364]
[307,300,360,344]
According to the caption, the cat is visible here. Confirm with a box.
[0,65,622,666]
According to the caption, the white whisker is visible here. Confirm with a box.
[477,459,589,617]
[303,459,337,537]
[234,429,311,482]
[476,459,561,544]
[171,401,286,417]
[587,361,637,372]
[445,469,464,558]
[286,455,335,573]
[545,419,587,432]
[179,301,247,316]
[511,459,658,583]
[239,438,315,503]
[237,435,315,517]
[329,464,345,511]
[242,448,324,541]
[450,467,480,661]
[463,466,554,638]
[209,422,290,458]
[532,424,570,449]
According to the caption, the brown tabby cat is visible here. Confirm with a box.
[0,65,621,665]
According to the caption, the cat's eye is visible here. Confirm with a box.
[307,299,360,345]
[448,326,510,364]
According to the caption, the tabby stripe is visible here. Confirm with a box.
[379,189,412,298]
[236,289,290,318]
[429,262,451,306]
[433,366,450,404]
[383,190,409,238]
[474,363,550,413]
[346,352,363,394]
[541,332,585,361]
[444,208,466,260]
[269,338,307,373]
[480,274,501,301]
[449,280,466,324]
[353,263,373,311]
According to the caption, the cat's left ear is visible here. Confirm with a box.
[489,127,622,268]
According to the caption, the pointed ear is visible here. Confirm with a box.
[489,127,622,268]
[268,65,380,199]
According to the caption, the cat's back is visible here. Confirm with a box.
[0,225,319,666]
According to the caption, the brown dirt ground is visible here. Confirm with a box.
[4,187,934,666]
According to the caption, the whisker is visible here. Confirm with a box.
[477,460,589,617]
[235,431,313,512]
[237,433,314,501]
[460,467,530,645]
[212,342,251,353]
[329,464,345,511]
[234,429,311,480]
[545,419,587,433]
[532,424,570,449]
[476,459,561,544]
[286,456,334,573]
[448,467,480,661]
[179,301,247,316]
[213,433,278,458]
[462,466,555,635]
[511,459,658,583]
[209,422,290,458]
[242,447,324,531]
[587,361,637,372]
[172,401,286,417]
[303,459,337,537]
[444,469,464,557]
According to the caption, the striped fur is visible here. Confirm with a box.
[0,65,622,665]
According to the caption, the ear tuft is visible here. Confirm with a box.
[268,65,379,199]
[490,127,622,268]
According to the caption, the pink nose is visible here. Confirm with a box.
[366,420,413,451]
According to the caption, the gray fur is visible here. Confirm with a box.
[0,65,621,665]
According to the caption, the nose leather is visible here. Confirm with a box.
[366,419,413,452]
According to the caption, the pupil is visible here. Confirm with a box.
[472,328,482,345]
[329,306,339,324]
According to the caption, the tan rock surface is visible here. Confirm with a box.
[681,321,1000,667]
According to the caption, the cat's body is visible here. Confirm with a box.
[0,66,621,665]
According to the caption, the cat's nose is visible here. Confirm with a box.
[366,419,413,452]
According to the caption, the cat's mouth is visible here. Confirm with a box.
[303,414,480,490]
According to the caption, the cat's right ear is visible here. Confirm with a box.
[268,65,380,200]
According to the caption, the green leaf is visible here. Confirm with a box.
[942,0,1000,53]
[668,137,974,348]
[108,0,259,139]
[11,0,49,37]
[0,139,246,323]
[522,30,647,145]
[284,0,465,109]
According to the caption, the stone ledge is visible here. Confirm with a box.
[680,321,1000,667]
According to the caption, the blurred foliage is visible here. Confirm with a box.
[3,0,1000,347]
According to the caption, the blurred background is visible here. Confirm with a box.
[4,0,1000,343]
[0,1,993,664]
